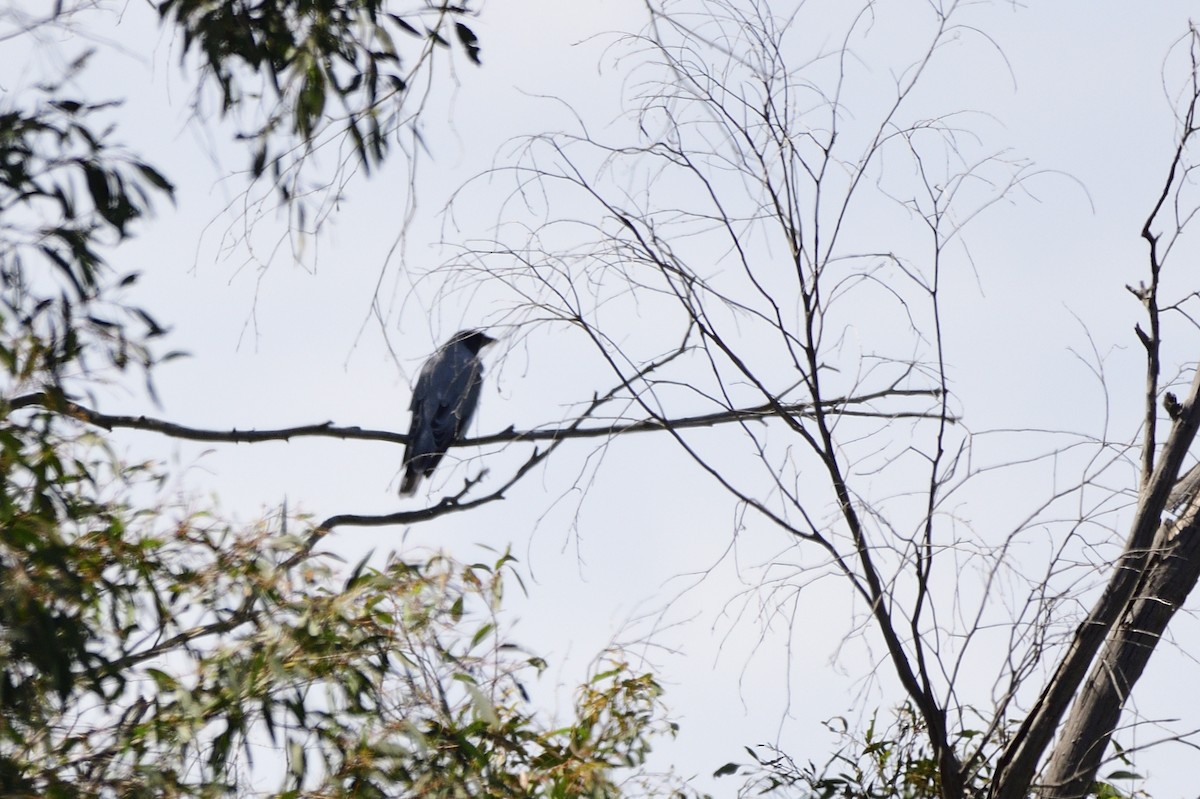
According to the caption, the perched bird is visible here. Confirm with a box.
[400,329,496,495]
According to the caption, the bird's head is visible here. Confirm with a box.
[451,329,497,354]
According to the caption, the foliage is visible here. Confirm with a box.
[158,0,483,197]
[0,428,684,798]
[720,707,1142,799]
[714,706,992,799]
[0,53,176,395]
[0,5,693,798]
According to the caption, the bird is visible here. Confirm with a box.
[399,329,496,496]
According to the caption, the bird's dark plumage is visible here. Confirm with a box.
[400,329,495,495]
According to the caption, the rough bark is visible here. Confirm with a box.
[989,367,1200,799]
[1036,495,1200,798]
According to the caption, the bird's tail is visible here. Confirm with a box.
[399,468,421,496]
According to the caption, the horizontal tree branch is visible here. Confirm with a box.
[7,387,948,449]
[7,383,947,543]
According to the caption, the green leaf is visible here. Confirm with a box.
[470,622,493,648]
[251,145,267,178]
[145,668,178,691]
[387,13,421,37]
[133,161,175,197]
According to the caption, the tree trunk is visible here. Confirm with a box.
[989,367,1200,799]
[1036,500,1200,798]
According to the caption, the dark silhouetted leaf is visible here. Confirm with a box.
[455,23,481,65]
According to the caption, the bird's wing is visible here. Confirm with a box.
[402,351,444,468]
[410,355,438,412]
[428,342,484,444]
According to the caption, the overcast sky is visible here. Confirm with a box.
[8,0,1200,795]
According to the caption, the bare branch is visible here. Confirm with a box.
[994,28,1200,794]
[7,386,945,448]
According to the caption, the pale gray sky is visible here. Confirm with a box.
[7,0,1200,795]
